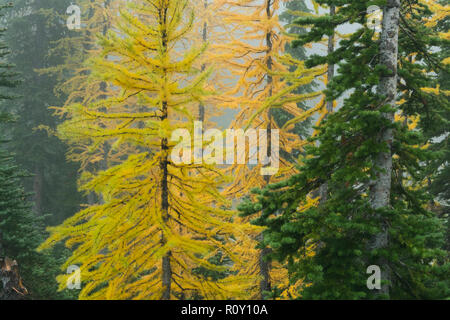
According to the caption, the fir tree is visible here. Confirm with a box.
[241,0,449,299]
[0,0,83,224]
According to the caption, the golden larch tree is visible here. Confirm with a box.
[39,0,253,300]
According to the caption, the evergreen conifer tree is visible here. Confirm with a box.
[240,0,449,299]
[0,3,72,300]
[0,0,83,224]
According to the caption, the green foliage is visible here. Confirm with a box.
[0,146,74,299]
[427,1,450,249]
[275,0,315,146]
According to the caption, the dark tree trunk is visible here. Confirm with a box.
[160,4,172,300]
[0,257,28,300]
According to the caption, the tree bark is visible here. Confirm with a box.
[160,4,172,300]
[325,5,335,115]
[0,257,28,300]
[161,105,172,301]
[369,0,401,298]
[198,0,208,123]
[258,233,271,298]
[318,5,336,205]
[258,0,274,299]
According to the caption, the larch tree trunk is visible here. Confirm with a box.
[160,4,172,301]
[259,0,274,299]
[198,0,208,123]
